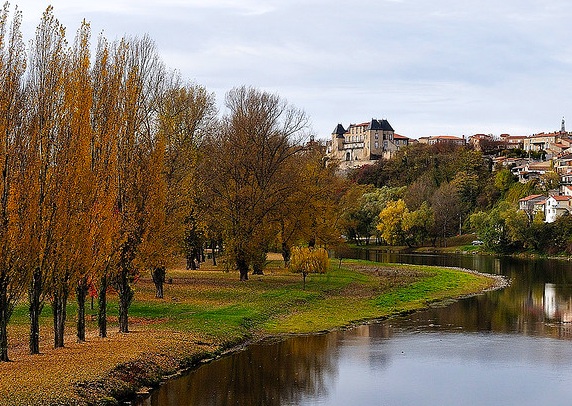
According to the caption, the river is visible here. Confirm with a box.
[137,252,572,405]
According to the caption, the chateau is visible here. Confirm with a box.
[326,118,409,170]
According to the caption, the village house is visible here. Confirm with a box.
[499,134,527,150]
[544,195,572,223]
[523,132,572,159]
[519,193,572,223]
[511,161,552,183]
[418,135,466,146]
[554,153,572,186]
[326,119,410,170]
[518,194,546,219]
[562,185,572,196]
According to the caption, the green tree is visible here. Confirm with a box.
[402,202,434,247]
[494,168,516,195]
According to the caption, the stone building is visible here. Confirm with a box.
[326,118,409,170]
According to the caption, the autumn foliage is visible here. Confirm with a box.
[288,247,329,275]
[0,3,342,365]
[0,4,217,361]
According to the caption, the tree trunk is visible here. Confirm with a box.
[29,268,42,355]
[117,268,133,333]
[98,274,107,338]
[151,266,165,299]
[211,240,217,266]
[76,277,88,342]
[0,275,12,362]
[51,286,68,349]
[237,256,249,281]
[252,263,264,275]
[308,237,316,248]
[0,312,8,362]
[281,241,291,266]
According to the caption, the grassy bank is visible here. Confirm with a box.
[0,258,502,405]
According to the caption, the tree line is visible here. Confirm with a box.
[0,5,348,362]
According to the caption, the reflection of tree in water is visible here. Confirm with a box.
[148,333,340,406]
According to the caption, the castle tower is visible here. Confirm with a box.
[332,123,346,151]
[562,117,566,133]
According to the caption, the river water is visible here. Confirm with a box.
[138,252,572,405]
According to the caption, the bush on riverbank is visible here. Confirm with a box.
[0,260,499,405]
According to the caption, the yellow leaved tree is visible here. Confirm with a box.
[288,246,329,289]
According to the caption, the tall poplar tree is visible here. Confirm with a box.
[113,35,166,333]
[90,36,124,338]
[24,6,69,354]
[0,2,27,362]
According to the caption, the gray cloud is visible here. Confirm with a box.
[16,0,572,138]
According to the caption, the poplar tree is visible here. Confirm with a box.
[47,20,93,348]
[0,2,27,361]
[113,35,166,333]
[90,35,125,338]
[24,6,69,354]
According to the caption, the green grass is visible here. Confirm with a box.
[265,261,492,333]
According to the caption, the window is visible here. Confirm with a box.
[374,141,379,149]
[346,152,351,161]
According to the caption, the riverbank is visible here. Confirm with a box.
[0,258,504,405]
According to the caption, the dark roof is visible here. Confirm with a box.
[367,119,394,132]
[332,123,346,138]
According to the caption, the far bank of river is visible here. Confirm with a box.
[136,251,572,406]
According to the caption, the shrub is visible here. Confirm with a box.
[288,246,329,275]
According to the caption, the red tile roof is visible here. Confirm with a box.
[519,194,544,202]
[430,135,463,140]
[550,195,572,201]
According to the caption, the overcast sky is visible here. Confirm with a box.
[14,1,572,139]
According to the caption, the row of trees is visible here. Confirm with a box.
[0,5,219,361]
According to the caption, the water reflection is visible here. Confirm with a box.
[141,334,342,406]
[355,251,572,337]
[140,322,572,406]
[138,253,572,405]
